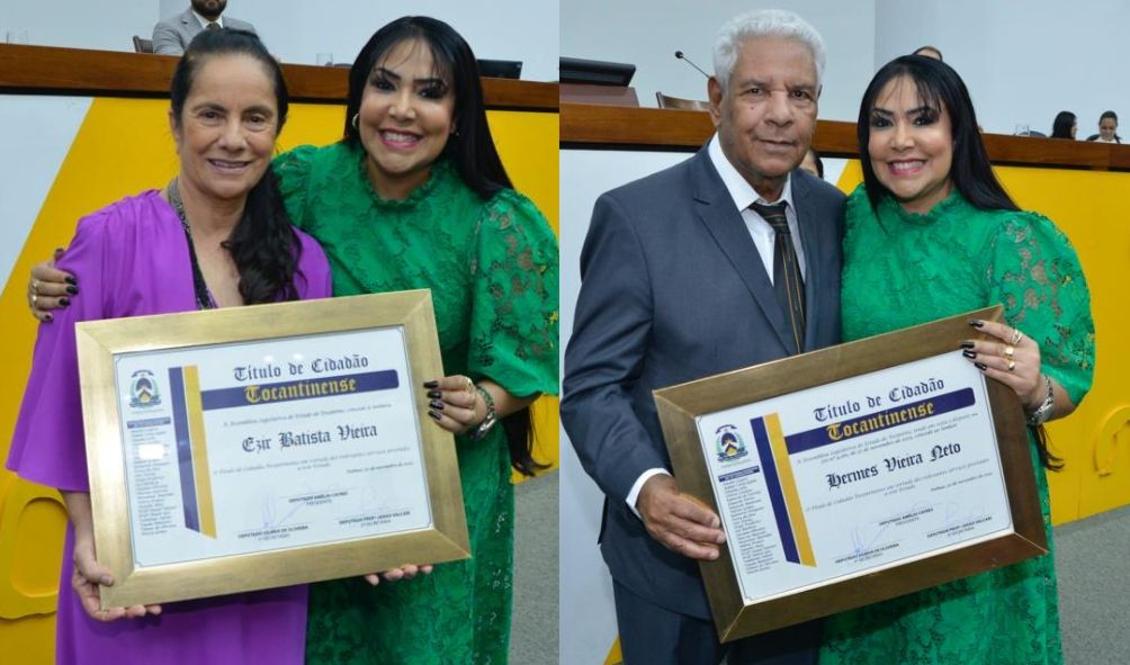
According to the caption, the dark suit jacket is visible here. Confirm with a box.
[152,8,257,55]
[561,146,845,619]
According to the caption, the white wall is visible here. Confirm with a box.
[228,0,557,78]
[3,1,558,81]
[0,2,157,51]
[560,0,877,121]
[874,0,1130,137]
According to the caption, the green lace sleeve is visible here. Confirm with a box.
[272,145,320,230]
[986,212,1096,405]
[467,189,559,397]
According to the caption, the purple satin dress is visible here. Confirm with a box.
[7,191,333,665]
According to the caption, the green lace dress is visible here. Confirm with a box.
[819,187,1094,665]
[272,142,559,664]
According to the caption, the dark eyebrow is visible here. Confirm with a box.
[190,102,226,113]
[871,107,894,116]
[373,67,447,88]
[373,66,400,81]
[907,105,938,116]
[243,105,275,117]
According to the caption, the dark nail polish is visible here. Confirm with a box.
[429,400,444,410]
[423,380,439,389]
[65,276,77,286]
[968,319,984,328]
[960,341,975,349]
[428,410,441,420]
[975,362,987,371]
[66,285,78,295]
[427,390,442,399]
[59,297,70,307]
[44,314,53,322]
[962,349,976,359]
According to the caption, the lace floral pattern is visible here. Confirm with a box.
[273,143,559,664]
[821,187,1094,665]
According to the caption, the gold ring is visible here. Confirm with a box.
[30,292,38,308]
[31,279,39,294]
[1007,359,1016,372]
[1010,328,1022,345]
[1003,345,1015,359]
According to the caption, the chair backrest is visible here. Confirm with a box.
[656,92,710,111]
[132,35,154,54]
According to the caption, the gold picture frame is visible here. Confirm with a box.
[76,291,469,608]
[653,306,1045,642]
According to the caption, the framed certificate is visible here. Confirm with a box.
[76,291,469,608]
[653,306,1045,642]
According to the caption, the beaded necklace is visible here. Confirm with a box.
[166,179,218,310]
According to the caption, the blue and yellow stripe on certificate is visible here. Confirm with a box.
[750,415,816,567]
[747,387,978,568]
[168,365,217,538]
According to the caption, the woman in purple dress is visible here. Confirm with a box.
[6,29,331,665]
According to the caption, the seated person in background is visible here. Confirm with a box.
[153,0,257,55]
[800,147,824,179]
[912,45,943,60]
[1085,110,1121,143]
[1051,111,1077,139]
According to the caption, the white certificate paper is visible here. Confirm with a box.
[696,351,1013,605]
[113,327,430,567]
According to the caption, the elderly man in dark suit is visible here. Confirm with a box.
[152,0,257,55]
[562,9,844,665]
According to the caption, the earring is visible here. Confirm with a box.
[351,113,359,131]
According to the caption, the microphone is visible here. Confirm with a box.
[675,50,710,79]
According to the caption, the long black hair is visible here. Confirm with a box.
[859,56,1066,470]
[344,17,542,475]
[1050,111,1076,139]
[342,16,513,199]
[170,28,300,304]
[857,55,1019,214]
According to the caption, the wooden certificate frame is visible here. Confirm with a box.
[76,291,469,608]
[653,306,1046,642]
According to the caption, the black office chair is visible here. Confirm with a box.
[655,92,710,111]
[132,35,154,54]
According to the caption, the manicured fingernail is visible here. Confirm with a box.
[423,380,439,389]
[429,400,444,410]
[962,349,976,359]
[427,390,442,399]
[44,314,53,322]
[54,247,65,258]
[960,341,975,349]
[59,297,70,307]
[968,319,984,328]
[428,410,441,420]
[66,285,78,295]
[975,362,987,370]
[65,276,77,286]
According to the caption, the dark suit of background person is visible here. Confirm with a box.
[152,6,257,55]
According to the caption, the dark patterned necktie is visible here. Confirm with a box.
[750,201,806,353]
[206,22,220,31]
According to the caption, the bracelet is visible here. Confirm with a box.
[469,385,497,440]
[1026,374,1055,426]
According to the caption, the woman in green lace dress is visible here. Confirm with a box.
[30,16,557,665]
[819,56,1094,665]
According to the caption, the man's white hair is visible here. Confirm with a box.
[713,9,826,90]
